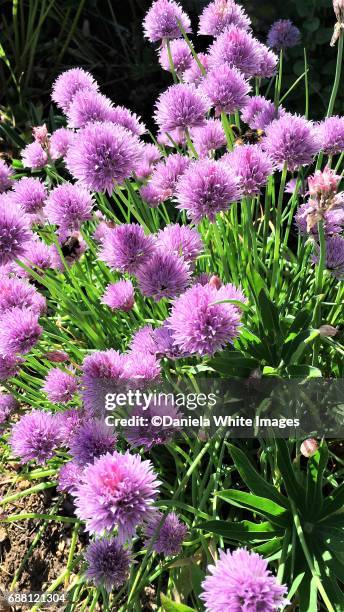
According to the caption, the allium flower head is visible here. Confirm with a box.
[0,307,42,356]
[201,64,250,116]
[313,236,344,279]
[65,122,142,193]
[137,252,191,301]
[308,166,341,198]
[0,159,13,193]
[11,177,47,214]
[135,143,161,180]
[124,352,161,388]
[191,119,226,158]
[45,182,93,238]
[159,39,192,74]
[84,538,131,592]
[73,450,160,540]
[102,280,135,311]
[21,142,48,169]
[154,84,209,133]
[222,144,273,196]
[108,105,146,137]
[50,128,75,160]
[0,354,23,381]
[66,89,113,128]
[208,26,263,77]
[56,408,85,445]
[143,0,191,43]
[70,419,117,466]
[42,368,78,403]
[183,53,209,85]
[167,282,242,356]
[262,113,320,171]
[156,224,203,266]
[82,349,127,415]
[0,393,18,424]
[201,548,288,612]
[176,159,241,223]
[15,239,55,277]
[241,95,282,131]
[296,203,344,237]
[10,410,61,464]
[129,325,157,356]
[99,223,156,273]
[317,116,344,156]
[52,68,98,112]
[154,323,187,359]
[33,124,49,146]
[199,0,251,36]
[0,277,46,316]
[57,461,83,494]
[267,19,301,51]
[140,154,190,207]
[0,203,32,264]
[255,43,278,78]
[126,400,181,448]
[144,511,187,555]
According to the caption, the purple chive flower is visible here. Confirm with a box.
[129,325,157,356]
[0,307,42,356]
[191,119,227,158]
[50,127,75,160]
[156,224,203,266]
[262,114,320,171]
[125,399,181,449]
[255,43,278,78]
[0,354,23,381]
[73,450,160,540]
[159,39,192,74]
[199,0,251,36]
[99,224,156,273]
[65,122,142,194]
[0,393,18,425]
[222,144,273,196]
[313,236,344,279]
[0,204,31,265]
[70,419,117,466]
[153,323,187,359]
[144,511,187,555]
[140,154,190,207]
[10,410,61,464]
[44,350,69,363]
[82,350,127,416]
[42,368,78,404]
[176,159,241,223]
[241,95,282,131]
[124,352,161,388]
[208,26,263,77]
[14,239,55,277]
[56,408,85,445]
[11,177,47,214]
[21,142,48,169]
[102,280,135,312]
[135,143,161,180]
[108,105,146,137]
[143,0,191,43]
[84,538,131,592]
[295,201,344,237]
[52,68,98,112]
[201,64,250,116]
[267,19,301,51]
[167,283,242,356]
[0,277,46,316]
[154,84,209,133]
[201,548,288,612]
[57,461,83,494]
[45,182,93,239]
[137,252,191,301]
[0,160,14,193]
[317,116,344,156]
[183,53,209,85]
[66,89,113,128]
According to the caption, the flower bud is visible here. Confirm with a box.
[300,438,319,458]
[43,350,69,363]
[333,0,344,22]
[318,324,338,337]
[209,275,222,290]
[32,124,49,146]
